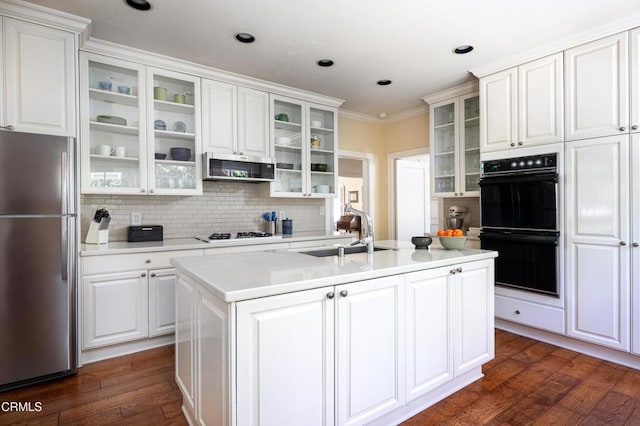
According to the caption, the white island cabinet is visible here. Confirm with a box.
[172,245,496,426]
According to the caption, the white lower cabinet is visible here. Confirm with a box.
[148,268,177,337]
[82,270,149,348]
[175,258,494,426]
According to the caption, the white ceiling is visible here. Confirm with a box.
[23,0,640,117]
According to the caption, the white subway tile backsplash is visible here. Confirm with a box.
[82,181,326,242]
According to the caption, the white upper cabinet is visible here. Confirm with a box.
[631,28,640,133]
[3,17,76,137]
[201,80,270,158]
[565,32,629,141]
[480,53,563,153]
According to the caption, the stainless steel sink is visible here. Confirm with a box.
[301,246,389,257]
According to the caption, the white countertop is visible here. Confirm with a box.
[80,231,352,256]
[171,240,498,302]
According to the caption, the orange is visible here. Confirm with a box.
[452,229,464,237]
[443,229,453,236]
[437,230,445,236]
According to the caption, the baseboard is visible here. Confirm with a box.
[80,334,175,365]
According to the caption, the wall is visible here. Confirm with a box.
[337,116,385,237]
[81,181,325,242]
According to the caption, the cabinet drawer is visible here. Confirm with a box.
[495,295,565,334]
[83,249,202,274]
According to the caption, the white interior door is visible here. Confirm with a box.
[395,159,428,242]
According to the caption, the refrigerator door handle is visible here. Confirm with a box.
[61,217,68,282]
[61,151,68,215]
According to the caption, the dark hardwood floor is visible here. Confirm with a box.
[2,330,640,425]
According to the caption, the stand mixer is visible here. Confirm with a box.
[445,205,468,230]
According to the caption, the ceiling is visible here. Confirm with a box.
[23,0,640,117]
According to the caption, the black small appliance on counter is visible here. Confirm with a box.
[128,225,163,242]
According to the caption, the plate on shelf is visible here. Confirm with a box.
[97,115,126,125]
[154,119,166,130]
[174,121,187,132]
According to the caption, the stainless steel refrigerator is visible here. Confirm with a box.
[0,131,77,390]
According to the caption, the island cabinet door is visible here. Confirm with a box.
[175,274,197,417]
[453,260,495,376]
[236,286,335,426]
[336,276,405,426]
[404,268,454,402]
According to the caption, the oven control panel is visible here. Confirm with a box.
[482,153,557,175]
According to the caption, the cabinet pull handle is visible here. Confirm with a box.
[146,258,152,263]
[620,126,626,132]
[141,272,147,277]
[620,241,627,246]
[150,272,156,277]
[339,290,348,297]
[0,125,14,131]
[326,292,335,299]
[510,142,516,147]
[518,141,523,146]
[632,125,638,131]
[633,242,639,247]
[456,267,462,273]
[515,310,520,315]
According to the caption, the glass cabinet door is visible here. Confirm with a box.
[308,104,336,197]
[147,68,201,195]
[272,97,305,195]
[461,94,480,193]
[81,53,146,194]
[432,101,457,195]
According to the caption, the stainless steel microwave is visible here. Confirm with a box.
[203,152,275,182]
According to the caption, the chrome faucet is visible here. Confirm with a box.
[344,203,374,254]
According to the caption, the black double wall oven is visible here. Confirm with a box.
[479,153,560,296]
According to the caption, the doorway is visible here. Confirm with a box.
[387,148,430,241]
[334,150,374,236]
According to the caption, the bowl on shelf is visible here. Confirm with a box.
[438,236,467,250]
[411,236,433,249]
[170,147,191,161]
[311,163,328,172]
[312,184,331,193]
[276,136,292,145]
[96,115,126,126]
[311,120,322,128]
[154,119,166,130]
[155,153,167,160]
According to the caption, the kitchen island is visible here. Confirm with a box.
[171,242,497,426]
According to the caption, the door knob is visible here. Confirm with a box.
[326,292,335,299]
[339,290,348,297]
[510,142,516,147]
[620,126,626,131]
[456,267,462,273]
[150,273,156,277]
[518,141,523,146]
[141,272,147,277]
[146,259,152,263]
[450,269,456,275]
[633,242,639,247]
[515,310,520,315]
[620,241,627,246]
[632,125,639,130]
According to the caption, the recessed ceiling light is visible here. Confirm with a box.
[317,59,334,67]
[377,80,392,86]
[235,32,256,43]
[123,0,152,11]
[378,112,388,119]
[453,45,474,54]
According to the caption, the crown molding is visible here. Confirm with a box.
[0,0,90,36]
[81,37,344,108]
[382,105,428,124]
[338,109,382,124]
[471,11,640,77]
[422,81,479,105]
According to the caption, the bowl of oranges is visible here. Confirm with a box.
[436,229,466,250]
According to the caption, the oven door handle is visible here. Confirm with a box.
[479,231,559,244]
[479,172,558,185]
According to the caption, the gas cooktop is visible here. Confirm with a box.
[194,231,282,243]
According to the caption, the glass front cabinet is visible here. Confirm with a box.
[80,52,201,195]
[430,92,480,197]
[270,95,337,198]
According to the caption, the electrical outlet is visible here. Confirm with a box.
[131,212,142,226]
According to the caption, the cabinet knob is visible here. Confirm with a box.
[145,258,152,263]
[450,269,456,275]
[632,125,638,131]
[456,267,462,273]
[515,310,520,315]
[326,292,335,299]
[632,242,639,247]
[339,290,348,297]
[141,272,147,277]
[238,152,244,155]
[459,192,464,196]
[150,272,156,277]
[149,189,155,194]
[510,142,516,147]
[140,189,146,193]
[620,126,626,132]
[0,125,14,131]
[620,241,627,246]
[518,141,523,146]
